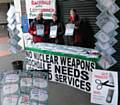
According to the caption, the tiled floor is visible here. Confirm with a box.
[0,36,11,57]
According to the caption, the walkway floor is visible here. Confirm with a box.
[0,36,11,57]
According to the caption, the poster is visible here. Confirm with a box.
[25,0,56,19]
[21,16,29,33]
[36,24,44,36]
[65,23,75,36]
[7,5,15,18]
[95,31,110,43]
[97,55,117,69]
[101,21,119,34]
[49,25,57,38]
[97,0,114,10]
[91,69,118,105]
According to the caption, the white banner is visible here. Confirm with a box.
[25,50,97,93]
[25,0,56,19]
[91,69,118,105]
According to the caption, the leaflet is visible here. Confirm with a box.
[5,74,19,83]
[33,78,48,89]
[31,88,48,102]
[3,84,19,95]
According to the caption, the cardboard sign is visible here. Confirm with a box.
[36,24,44,36]
[91,69,118,105]
[49,25,57,38]
[65,24,75,36]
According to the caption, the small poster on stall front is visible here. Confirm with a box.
[65,23,75,36]
[91,69,118,105]
[49,25,57,38]
[36,24,44,36]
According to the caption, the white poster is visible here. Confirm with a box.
[91,69,118,105]
[65,23,75,36]
[25,50,97,93]
[25,0,56,19]
[97,55,117,69]
[95,31,110,43]
[49,25,57,38]
[36,24,44,36]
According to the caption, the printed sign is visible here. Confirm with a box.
[97,55,117,69]
[109,37,118,46]
[96,12,119,25]
[91,69,118,105]
[3,84,19,95]
[108,3,120,14]
[95,42,116,55]
[7,5,15,18]
[97,2,119,14]
[21,16,29,33]
[36,24,44,36]
[65,23,75,36]
[25,0,56,19]
[49,25,57,38]
[97,0,114,10]
[18,95,29,105]
[23,33,33,47]
[95,31,110,43]
[102,21,118,34]
[3,95,19,105]
[25,50,97,93]
[30,88,48,102]
[95,42,111,51]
